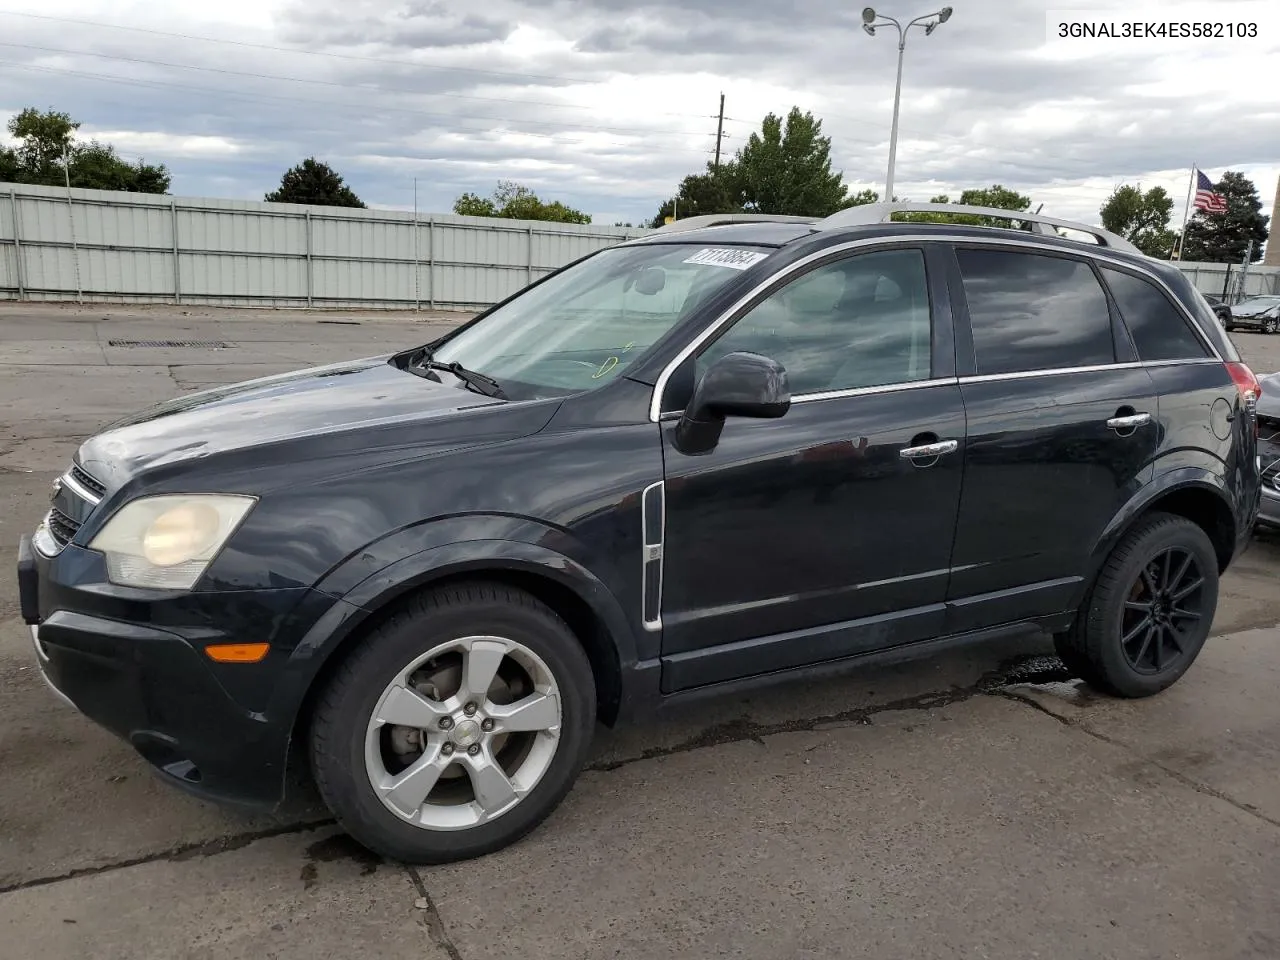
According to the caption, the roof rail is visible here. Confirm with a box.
[653,213,818,234]
[815,202,1142,255]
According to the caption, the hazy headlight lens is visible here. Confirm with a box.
[143,502,223,566]
[89,494,257,590]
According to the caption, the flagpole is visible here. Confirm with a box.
[1173,163,1196,260]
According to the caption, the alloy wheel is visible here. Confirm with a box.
[364,635,562,831]
[1119,547,1207,675]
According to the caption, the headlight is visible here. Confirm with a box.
[88,494,257,590]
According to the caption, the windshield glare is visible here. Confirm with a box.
[429,242,773,399]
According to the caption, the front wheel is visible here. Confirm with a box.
[1056,512,1218,698]
[1264,318,1278,335]
[309,582,597,864]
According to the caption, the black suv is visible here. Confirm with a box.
[17,203,1262,864]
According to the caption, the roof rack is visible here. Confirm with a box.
[652,214,818,234]
[815,202,1142,255]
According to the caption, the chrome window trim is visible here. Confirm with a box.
[647,232,1224,422]
[791,377,958,405]
[640,480,666,632]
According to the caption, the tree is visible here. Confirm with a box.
[649,168,740,227]
[1099,183,1176,258]
[1179,171,1270,263]
[895,184,1034,225]
[2,108,170,193]
[452,180,590,224]
[722,107,849,217]
[265,158,365,207]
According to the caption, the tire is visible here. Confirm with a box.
[1265,318,1278,335]
[309,581,596,864]
[1055,512,1218,698]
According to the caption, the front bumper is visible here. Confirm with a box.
[18,533,326,809]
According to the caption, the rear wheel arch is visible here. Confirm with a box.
[1093,478,1237,579]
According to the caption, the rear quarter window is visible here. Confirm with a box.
[1101,267,1211,362]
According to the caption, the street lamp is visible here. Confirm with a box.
[861,6,953,202]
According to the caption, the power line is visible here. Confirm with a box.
[0,61,719,153]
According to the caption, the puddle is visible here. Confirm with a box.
[305,832,381,876]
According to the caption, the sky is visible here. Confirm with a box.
[0,0,1276,237]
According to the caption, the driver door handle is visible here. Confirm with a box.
[899,439,959,459]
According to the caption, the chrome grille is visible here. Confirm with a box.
[70,464,106,499]
[39,462,106,554]
[46,507,81,548]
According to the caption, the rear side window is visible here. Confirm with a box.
[956,249,1115,375]
[1101,267,1211,361]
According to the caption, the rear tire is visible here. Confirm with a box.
[1056,512,1218,698]
[309,581,596,864]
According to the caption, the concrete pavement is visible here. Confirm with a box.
[3,302,1280,959]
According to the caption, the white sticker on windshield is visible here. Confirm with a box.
[683,248,769,270]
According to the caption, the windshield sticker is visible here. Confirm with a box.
[683,248,769,270]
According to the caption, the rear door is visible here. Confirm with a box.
[943,243,1161,633]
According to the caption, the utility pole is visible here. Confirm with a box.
[713,92,726,173]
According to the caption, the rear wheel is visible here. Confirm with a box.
[1056,512,1218,698]
[309,582,596,864]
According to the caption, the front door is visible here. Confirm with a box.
[654,245,967,692]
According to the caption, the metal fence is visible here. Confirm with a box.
[3,181,1277,310]
[1176,260,1280,303]
[0,182,648,310]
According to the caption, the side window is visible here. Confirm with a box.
[1101,267,1211,361]
[696,249,932,396]
[956,249,1115,376]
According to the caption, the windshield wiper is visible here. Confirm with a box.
[406,350,507,399]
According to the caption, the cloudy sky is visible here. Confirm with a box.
[0,0,1276,234]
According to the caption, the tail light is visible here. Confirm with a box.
[1226,361,1260,436]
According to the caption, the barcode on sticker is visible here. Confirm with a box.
[683,248,770,270]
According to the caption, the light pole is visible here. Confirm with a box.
[861,6,953,203]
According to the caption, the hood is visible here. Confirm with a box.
[75,355,549,491]
[1233,302,1280,318]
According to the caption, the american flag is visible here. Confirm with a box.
[1194,170,1227,214]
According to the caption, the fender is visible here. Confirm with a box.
[1072,464,1235,610]
[264,532,644,744]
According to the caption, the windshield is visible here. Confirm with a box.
[428,242,773,400]
[1237,297,1280,311]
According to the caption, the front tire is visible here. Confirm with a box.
[309,582,596,864]
[1056,512,1218,698]
[1264,318,1278,335]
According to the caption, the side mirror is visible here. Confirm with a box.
[674,351,790,454]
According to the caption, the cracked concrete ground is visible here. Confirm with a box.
[3,302,1280,959]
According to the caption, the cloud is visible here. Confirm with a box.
[0,0,1274,235]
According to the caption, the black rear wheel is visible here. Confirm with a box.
[1056,512,1218,697]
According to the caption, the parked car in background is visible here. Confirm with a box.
[1202,294,1232,326]
[1257,371,1280,530]
[18,202,1264,865]
[1223,295,1280,334]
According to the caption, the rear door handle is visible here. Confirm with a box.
[899,439,959,459]
[1106,413,1151,431]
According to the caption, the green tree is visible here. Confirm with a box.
[1099,183,1176,258]
[723,107,849,217]
[453,180,591,224]
[649,168,740,227]
[265,158,365,207]
[840,188,883,208]
[2,108,169,192]
[894,184,1034,225]
[1180,171,1270,263]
